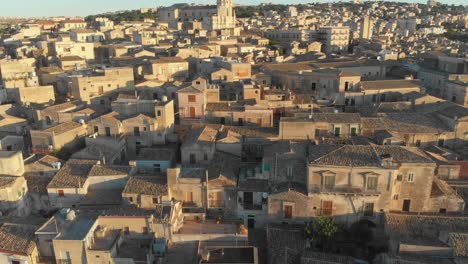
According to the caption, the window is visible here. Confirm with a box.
[284,205,293,219]
[311,82,316,91]
[12,260,20,264]
[264,164,270,172]
[134,127,140,136]
[58,190,65,197]
[407,173,414,182]
[315,129,320,137]
[189,153,196,164]
[105,127,111,137]
[415,140,421,147]
[393,194,399,200]
[124,227,129,234]
[188,95,196,102]
[142,227,148,234]
[396,174,403,181]
[128,197,133,202]
[438,138,445,147]
[157,110,161,116]
[93,126,99,134]
[439,208,447,214]
[153,164,161,173]
[287,167,293,177]
[364,203,374,216]
[152,197,159,204]
[204,153,208,161]
[350,127,357,136]
[367,177,378,191]
[323,175,335,189]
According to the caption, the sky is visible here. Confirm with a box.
[0,0,465,18]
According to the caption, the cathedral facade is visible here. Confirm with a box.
[157,0,236,32]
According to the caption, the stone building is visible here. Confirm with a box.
[30,121,87,154]
[69,67,135,103]
[122,176,169,208]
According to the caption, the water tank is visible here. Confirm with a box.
[78,119,85,125]
[66,210,76,221]
[162,95,168,102]
[51,162,62,170]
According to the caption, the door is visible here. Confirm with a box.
[190,107,196,118]
[220,117,225,125]
[213,192,222,207]
[186,192,193,203]
[334,127,340,137]
[438,138,445,147]
[350,127,357,136]
[247,217,255,229]
[105,127,111,137]
[238,118,244,126]
[402,199,411,212]
[284,205,293,219]
[322,201,333,216]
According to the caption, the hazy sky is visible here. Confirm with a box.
[0,0,465,18]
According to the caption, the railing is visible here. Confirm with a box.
[182,201,198,207]
[242,203,263,210]
[37,256,57,264]
[56,260,72,264]
[208,199,224,208]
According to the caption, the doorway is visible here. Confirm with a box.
[402,199,411,212]
[189,107,196,118]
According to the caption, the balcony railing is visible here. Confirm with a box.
[37,256,57,264]
[242,203,263,210]
[56,260,72,264]
[311,185,380,195]
[208,199,224,208]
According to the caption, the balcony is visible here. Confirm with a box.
[37,256,57,264]
[311,185,380,196]
[241,203,264,211]
[56,260,72,264]
[208,199,224,208]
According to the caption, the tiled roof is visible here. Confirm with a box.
[238,178,269,192]
[206,102,245,112]
[309,145,433,167]
[0,176,19,188]
[88,165,132,176]
[25,175,52,195]
[312,113,361,123]
[47,159,98,188]
[123,176,168,196]
[43,121,83,135]
[449,233,468,257]
[207,152,239,187]
[0,224,37,256]
[151,57,186,64]
[301,251,356,264]
[360,79,422,90]
[177,85,203,94]
[385,213,468,246]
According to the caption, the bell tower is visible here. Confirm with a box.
[215,0,235,29]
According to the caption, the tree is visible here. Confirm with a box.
[304,216,338,252]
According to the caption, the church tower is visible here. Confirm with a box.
[213,0,235,30]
